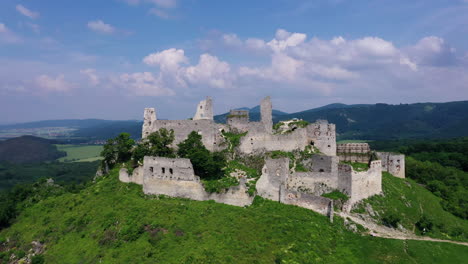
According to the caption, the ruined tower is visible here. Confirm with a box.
[142,108,157,138]
[193,96,213,120]
[260,96,273,133]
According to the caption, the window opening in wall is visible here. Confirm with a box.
[319,169,325,172]
[310,142,314,146]
[200,105,203,109]
[162,167,166,174]
[149,167,153,172]
[328,145,331,147]
[169,168,173,174]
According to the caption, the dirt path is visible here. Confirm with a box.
[339,212,468,247]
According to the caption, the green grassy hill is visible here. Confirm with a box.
[353,172,468,242]
[1,169,467,263]
[0,136,65,164]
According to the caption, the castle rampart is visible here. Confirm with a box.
[119,96,405,216]
[376,152,405,178]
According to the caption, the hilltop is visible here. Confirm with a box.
[1,168,467,263]
[0,136,65,164]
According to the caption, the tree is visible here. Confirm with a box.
[101,133,135,168]
[131,128,176,164]
[177,131,225,180]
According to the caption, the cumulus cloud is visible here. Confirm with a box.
[35,75,74,92]
[16,5,40,19]
[185,54,234,88]
[407,36,457,67]
[0,23,22,43]
[87,20,116,34]
[143,48,188,72]
[80,69,100,86]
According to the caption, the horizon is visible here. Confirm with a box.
[1,98,468,125]
[1,0,468,123]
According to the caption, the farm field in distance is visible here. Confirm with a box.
[56,144,103,163]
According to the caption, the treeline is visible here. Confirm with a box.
[0,161,100,191]
[371,137,468,219]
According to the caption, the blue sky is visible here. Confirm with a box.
[1,0,468,123]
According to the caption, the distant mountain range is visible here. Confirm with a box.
[2,101,468,141]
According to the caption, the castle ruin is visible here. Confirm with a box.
[121,97,405,215]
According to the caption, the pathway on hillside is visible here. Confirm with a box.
[339,212,468,247]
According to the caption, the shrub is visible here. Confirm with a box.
[415,215,434,234]
[31,255,45,264]
[382,213,401,228]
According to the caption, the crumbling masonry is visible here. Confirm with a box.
[121,97,405,215]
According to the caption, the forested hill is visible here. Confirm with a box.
[274,101,468,140]
[3,101,468,141]
[0,136,65,163]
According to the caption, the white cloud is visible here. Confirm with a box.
[80,69,100,86]
[87,20,116,34]
[407,36,457,66]
[143,48,188,72]
[119,72,175,96]
[223,33,242,47]
[0,23,22,43]
[185,54,234,88]
[16,5,40,19]
[35,75,74,92]
[267,29,307,53]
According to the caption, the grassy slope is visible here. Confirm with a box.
[1,170,467,263]
[353,173,468,241]
[56,145,103,162]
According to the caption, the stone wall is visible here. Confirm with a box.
[255,158,334,216]
[337,143,371,163]
[120,156,254,207]
[238,127,309,154]
[193,96,213,120]
[260,96,273,134]
[287,155,340,195]
[338,160,382,204]
[227,110,250,133]
[306,120,336,156]
[281,188,334,216]
[256,158,289,201]
[142,108,157,138]
[376,152,405,178]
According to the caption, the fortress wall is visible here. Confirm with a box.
[239,128,308,154]
[287,155,339,195]
[337,143,371,163]
[142,108,157,138]
[307,121,336,156]
[149,120,226,152]
[280,188,333,216]
[338,161,382,204]
[119,166,144,185]
[376,152,405,178]
[227,110,250,133]
[118,156,254,207]
[193,97,213,120]
[256,158,289,201]
[260,96,273,133]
